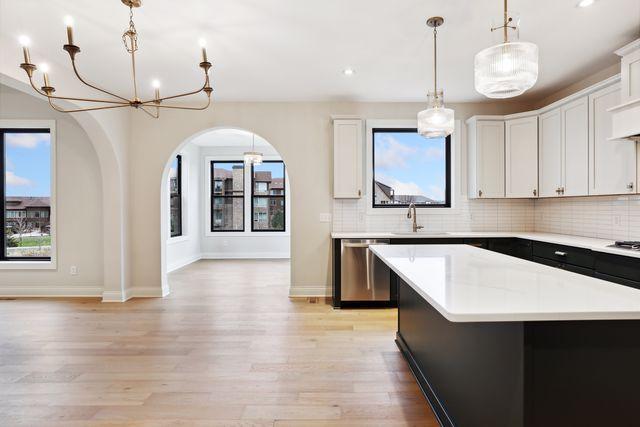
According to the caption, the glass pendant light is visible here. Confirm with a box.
[474,0,538,99]
[244,133,263,166]
[417,17,454,138]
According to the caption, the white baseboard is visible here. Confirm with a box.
[0,285,102,298]
[167,253,202,273]
[101,289,127,302]
[288,284,331,298]
[201,252,290,259]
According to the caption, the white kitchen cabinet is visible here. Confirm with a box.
[588,83,637,195]
[505,116,538,198]
[467,119,505,199]
[538,97,589,197]
[561,97,589,197]
[333,119,363,198]
[538,109,563,197]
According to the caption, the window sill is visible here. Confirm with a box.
[167,235,189,245]
[0,260,57,270]
[204,231,290,238]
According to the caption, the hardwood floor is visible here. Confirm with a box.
[0,259,437,426]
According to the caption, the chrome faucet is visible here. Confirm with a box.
[407,203,424,233]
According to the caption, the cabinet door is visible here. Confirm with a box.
[505,116,538,198]
[538,109,562,197]
[475,121,505,198]
[333,119,363,198]
[562,97,589,196]
[589,83,637,195]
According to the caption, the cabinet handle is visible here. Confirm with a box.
[554,251,567,257]
[555,187,561,194]
[358,189,362,196]
[559,187,565,195]
[533,189,537,196]
[478,190,483,197]
[627,182,634,191]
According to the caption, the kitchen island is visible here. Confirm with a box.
[369,244,640,427]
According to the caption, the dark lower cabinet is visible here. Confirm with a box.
[333,237,640,307]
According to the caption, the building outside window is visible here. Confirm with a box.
[252,161,285,232]
[372,129,451,208]
[1,129,52,260]
[211,161,244,231]
[169,155,182,237]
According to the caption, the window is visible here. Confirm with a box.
[169,155,182,237]
[252,161,285,232]
[211,161,244,232]
[1,129,52,260]
[372,128,450,208]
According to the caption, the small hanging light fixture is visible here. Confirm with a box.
[244,133,263,166]
[474,0,538,98]
[417,17,454,138]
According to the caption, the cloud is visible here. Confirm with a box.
[424,146,444,160]
[169,167,177,178]
[376,173,425,197]
[5,133,49,149]
[5,171,32,187]
[5,157,14,170]
[375,135,416,169]
[426,184,445,201]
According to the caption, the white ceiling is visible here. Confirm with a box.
[1,0,638,103]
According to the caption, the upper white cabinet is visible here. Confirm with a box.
[468,119,505,199]
[505,116,538,198]
[588,83,637,195]
[333,118,363,198]
[538,97,589,197]
[538,108,563,197]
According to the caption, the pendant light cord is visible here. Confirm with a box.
[433,26,437,94]
[503,0,508,43]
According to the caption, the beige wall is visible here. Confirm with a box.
[129,100,530,294]
[0,85,104,294]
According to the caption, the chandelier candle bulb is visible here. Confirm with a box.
[19,36,31,63]
[64,16,74,45]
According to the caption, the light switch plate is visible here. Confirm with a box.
[319,213,332,223]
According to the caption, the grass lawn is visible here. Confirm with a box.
[14,236,51,247]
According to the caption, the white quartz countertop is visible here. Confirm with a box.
[331,231,640,259]
[369,244,640,322]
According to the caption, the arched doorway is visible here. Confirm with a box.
[159,127,291,296]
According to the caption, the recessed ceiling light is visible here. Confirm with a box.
[577,0,595,7]
[343,68,355,76]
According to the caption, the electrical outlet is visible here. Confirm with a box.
[319,213,332,223]
[70,266,78,275]
[614,215,622,226]
[358,212,365,222]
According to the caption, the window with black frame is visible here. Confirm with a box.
[252,161,285,232]
[372,128,451,208]
[1,128,52,261]
[169,155,182,237]
[211,161,244,232]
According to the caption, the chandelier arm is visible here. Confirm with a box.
[152,97,211,111]
[48,98,129,113]
[139,80,209,105]
[27,76,129,105]
[139,105,160,118]
[70,59,131,102]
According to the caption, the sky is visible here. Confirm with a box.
[373,131,446,202]
[4,132,51,197]
[253,162,284,179]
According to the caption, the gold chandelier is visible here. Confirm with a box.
[18,0,213,118]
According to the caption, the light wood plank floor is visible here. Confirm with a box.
[0,259,437,426]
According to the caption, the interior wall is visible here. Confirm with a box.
[128,100,531,296]
[0,85,104,295]
[166,143,201,272]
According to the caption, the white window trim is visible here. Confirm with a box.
[204,155,290,237]
[168,151,189,244]
[365,119,461,216]
[0,119,57,270]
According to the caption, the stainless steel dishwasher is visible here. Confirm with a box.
[340,239,390,302]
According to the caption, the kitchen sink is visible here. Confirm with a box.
[389,232,451,237]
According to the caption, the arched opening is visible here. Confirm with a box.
[159,127,291,297]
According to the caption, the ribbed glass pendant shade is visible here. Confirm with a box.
[418,90,454,138]
[474,41,538,99]
[243,151,262,165]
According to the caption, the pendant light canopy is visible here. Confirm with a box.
[244,133,263,166]
[474,0,538,99]
[417,17,454,139]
